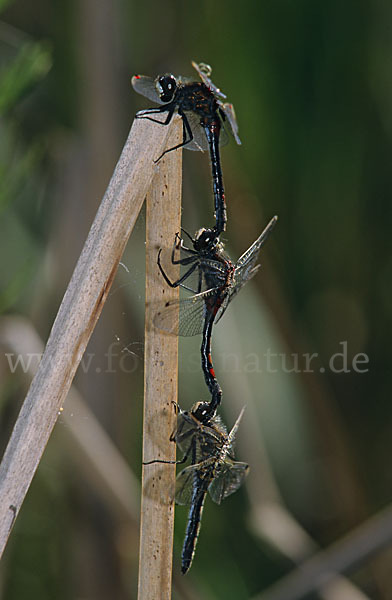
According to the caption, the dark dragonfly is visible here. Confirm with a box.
[154,216,278,412]
[145,401,249,574]
[131,61,241,235]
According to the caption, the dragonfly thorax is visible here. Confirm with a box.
[176,82,218,117]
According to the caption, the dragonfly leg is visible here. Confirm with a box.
[197,269,203,293]
[157,249,198,289]
[171,253,198,267]
[180,227,195,245]
[171,400,180,414]
[170,241,198,266]
[135,104,174,125]
[143,446,191,466]
[171,232,197,257]
[154,110,194,163]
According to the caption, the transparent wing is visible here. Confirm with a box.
[194,427,224,462]
[214,218,278,323]
[131,74,165,105]
[191,60,227,100]
[235,216,278,272]
[218,124,230,147]
[175,465,210,505]
[174,411,225,460]
[175,466,198,505]
[142,465,177,506]
[184,112,208,151]
[184,112,229,151]
[214,265,259,327]
[153,294,206,337]
[220,102,241,145]
[228,407,246,445]
[153,287,221,337]
[173,413,199,454]
[208,461,249,505]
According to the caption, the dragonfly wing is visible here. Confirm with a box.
[233,264,260,289]
[227,407,246,446]
[220,102,241,145]
[153,297,203,336]
[195,426,224,462]
[174,430,195,456]
[213,293,231,326]
[218,123,230,148]
[222,265,260,316]
[184,111,230,150]
[175,466,198,505]
[183,112,209,151]
[212,263,260,328]
[191,60,227,100]
[221,216,277,303]
[208,461,249,504]
[176,465,211,506]
[154,288,220,337]
[132,75,165,105]
[235,216,278,271]
[174,411,200,454]
[175,410,226,456]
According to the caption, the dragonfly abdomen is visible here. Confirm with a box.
[201,315,222,412]
[181,484,207,575]
[204,122,226,234]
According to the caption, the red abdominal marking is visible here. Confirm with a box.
[208,353,215,377]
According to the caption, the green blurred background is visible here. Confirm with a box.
[1,0,391,598]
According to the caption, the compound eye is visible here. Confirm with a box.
[156,75,177,102]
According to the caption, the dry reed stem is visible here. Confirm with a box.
[137,122,182,600]
[0,115,182,557]
[0,316,140,524]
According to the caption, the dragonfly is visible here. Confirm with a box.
[132,61,241,235]
[144,401,249,574]
[154,216,278,412]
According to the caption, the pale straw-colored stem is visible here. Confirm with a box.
[138,121,182,600]
[0,115,182,558]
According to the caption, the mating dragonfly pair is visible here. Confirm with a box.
[133,60,277,414]
[133,61,277,573]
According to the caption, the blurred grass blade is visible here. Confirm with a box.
[0,41,51,114]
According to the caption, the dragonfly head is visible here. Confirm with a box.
[191,401,215,425]
[193,228,220,254]
[156,74,177,103]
